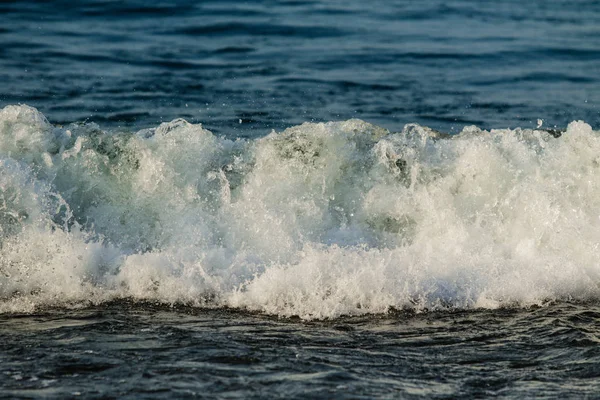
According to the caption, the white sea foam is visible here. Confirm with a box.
[1,104,599,318]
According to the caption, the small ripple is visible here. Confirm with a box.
[206,355,262,365]
[79,3,196,18]
[106,111,152,123]
[172,22,348,38]
[213,46,255,54]
[276,77,399,91]
[473,72,596,86]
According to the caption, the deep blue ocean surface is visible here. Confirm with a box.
[1,1,600,398]
[1,0,599,136]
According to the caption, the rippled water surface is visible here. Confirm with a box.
[1,0,599,136]
[2,303,600,399]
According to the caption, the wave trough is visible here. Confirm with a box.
[1,104,599,319]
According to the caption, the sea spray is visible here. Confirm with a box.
[1,105,599,318]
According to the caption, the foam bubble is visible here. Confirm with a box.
[1,104,599,319]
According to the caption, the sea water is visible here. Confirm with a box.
[1,0,600,398]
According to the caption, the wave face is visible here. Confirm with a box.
[1,104,600,318]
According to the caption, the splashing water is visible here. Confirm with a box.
[1,104,599,319]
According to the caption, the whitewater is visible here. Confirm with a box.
[1,104,599,319]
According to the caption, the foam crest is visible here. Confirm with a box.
[1,105,599,318]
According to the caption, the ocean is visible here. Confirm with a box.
[1,0,600,398]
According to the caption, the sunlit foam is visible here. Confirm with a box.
[1,105,599,318]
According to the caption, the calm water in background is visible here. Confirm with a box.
[1,0,599,136]
[2,1,600,398]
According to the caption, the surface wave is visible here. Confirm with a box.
[1,105,599,319]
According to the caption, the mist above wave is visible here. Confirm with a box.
[1,104,599,319]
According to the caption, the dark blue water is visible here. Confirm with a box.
[1,0,598,137]
[3,302,600,399]
[2,1,600,398]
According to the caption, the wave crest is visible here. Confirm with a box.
[1,105,599,318]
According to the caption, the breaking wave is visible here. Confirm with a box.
[1,104,599,319]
